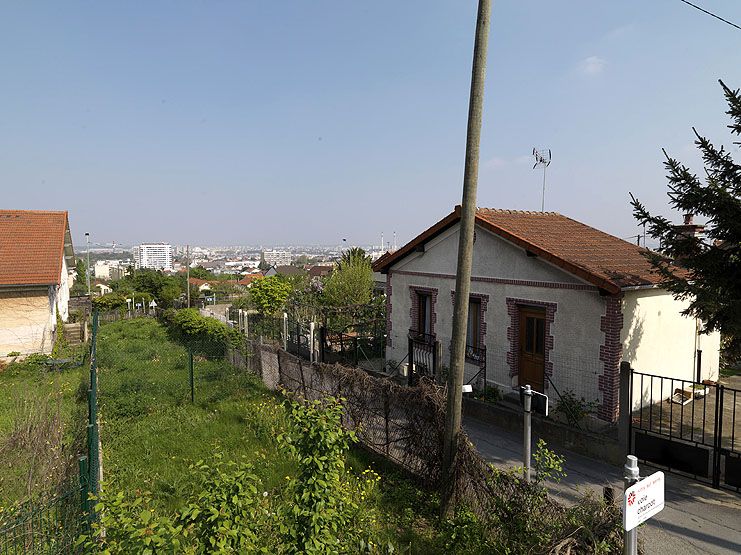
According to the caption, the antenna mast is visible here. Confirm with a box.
[532,148,552,212]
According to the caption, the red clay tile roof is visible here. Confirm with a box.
[0,210,73,286]
[237,274,262,285]
[372,206,662,294]
[308,265,333,278]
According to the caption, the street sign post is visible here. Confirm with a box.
[520,386,548,416]
[622,456,664,555]
[520,385,549,482]
[623,470,664,532]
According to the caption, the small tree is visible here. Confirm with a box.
[322,263,373,308]
[249,275,292,316]
[70,258,88,296]
[337,247,372,271]
[631,80,741,361]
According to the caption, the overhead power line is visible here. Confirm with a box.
[679,0,741,31]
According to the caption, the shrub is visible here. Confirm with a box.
[79,488,186,553]
[161,308,242,356]
[277,394,364,554]
[473,385,501,405]
[553,389,599,427]
[179,456,273,553]
[440,508,492,554]
[92,293,128,311]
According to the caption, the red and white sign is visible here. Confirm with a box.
[623,471,665,531]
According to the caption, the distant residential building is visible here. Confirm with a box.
[0,210,76,355]
[264,265,305,278]
[95,283,112,296]
[94,260,128,280]
[308,265,333,279]
[93,261,110,279]
[263,250,292,266]
[134,243,173,271]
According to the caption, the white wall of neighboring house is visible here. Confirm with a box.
[623,288,721,411]
[57,255,71,322]
[0,258,71,356]
[0,287,54,355]
[95,283,112,296]
[386,222,609,410]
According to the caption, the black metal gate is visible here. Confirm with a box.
[629,370,740,493]
[407,330,437,385]
[286,318,312,360]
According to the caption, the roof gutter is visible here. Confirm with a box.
[620,284,661,292]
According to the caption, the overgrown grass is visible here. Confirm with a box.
[97,319,292,513]
[97,318,445,551]
[0,348,87,504]
[96,318,625,553]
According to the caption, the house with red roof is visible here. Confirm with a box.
[372,206,721,423]
[0,210,76,355]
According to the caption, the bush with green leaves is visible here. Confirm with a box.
[82,394,390,553]
[161,308,242,355]
[179,456,274,553]
[249,276,292,316]
[554,389,599,428]
[92,293,128,311]
[78,488,187,554]
[277,394,371,554]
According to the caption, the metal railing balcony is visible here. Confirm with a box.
[408,328,436,345]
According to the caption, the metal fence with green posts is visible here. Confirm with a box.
[0,311,102,553]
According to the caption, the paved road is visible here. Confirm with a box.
[465,416,741,554]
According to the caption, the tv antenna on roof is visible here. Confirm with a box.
[533,148,552,212]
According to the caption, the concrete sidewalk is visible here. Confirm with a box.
[465,415,741,554]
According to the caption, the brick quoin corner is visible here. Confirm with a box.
[598,294,624,422]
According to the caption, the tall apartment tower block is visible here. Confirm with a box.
[134,243,173,271]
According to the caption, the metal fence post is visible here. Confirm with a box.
[283,312,288,351]
[353,336,359,367]
[407,335,414,386]
[619,362,632,455]
[713,385,724,488]
[623,455,640,555]
[523,385,532,482]
[79,456,89,516]
[383,389,391,456]
[696,349,703,383]
[318,326,326,364]
[309,322,315,364]
[434,340,443,384]
[189,348,195,403]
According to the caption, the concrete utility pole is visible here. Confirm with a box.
[186,245,191,308]
[85,232,91,297]
[441,0,492,517]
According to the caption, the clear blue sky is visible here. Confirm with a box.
[2,1,739,247]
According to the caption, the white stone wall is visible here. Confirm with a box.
[386,223,609,411]
[622,288,721,411]
[57,256,70,322]
[0,287,54,355]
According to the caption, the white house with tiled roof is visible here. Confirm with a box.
[372,206,721,423]
[0,210,76,355]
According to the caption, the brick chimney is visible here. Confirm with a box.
[675,213,705,238]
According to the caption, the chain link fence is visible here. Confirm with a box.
[228,337,528,514]
[0,311,102,554]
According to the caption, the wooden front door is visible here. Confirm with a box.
[518,307,546,393]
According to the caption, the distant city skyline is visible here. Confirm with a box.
[2,2,740,246]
